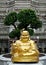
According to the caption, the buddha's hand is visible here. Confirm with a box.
[13,53,19,57]
[29,49,33,52]
[29,49,37,55]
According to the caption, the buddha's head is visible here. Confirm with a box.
[20,30,30,42]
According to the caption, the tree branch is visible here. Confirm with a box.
[12,23,16,29]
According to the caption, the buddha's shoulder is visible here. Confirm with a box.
[29,40,35,43]
[16,40,21,44]
[12,40,21,46]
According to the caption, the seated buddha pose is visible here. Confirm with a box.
[11,30,39,62]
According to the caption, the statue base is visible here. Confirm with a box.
[11,56,39,63]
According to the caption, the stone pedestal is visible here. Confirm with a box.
[0,54,46,65]
[9,62,43,65]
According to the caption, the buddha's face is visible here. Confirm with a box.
[20,31,30,42]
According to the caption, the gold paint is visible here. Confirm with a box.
[11,30,39,62]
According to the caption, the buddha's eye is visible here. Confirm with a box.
[23,35,27,36]
[23,35,25,36]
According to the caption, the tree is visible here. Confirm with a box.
[4,12,17,28]
[18,9,42,35]
[18,9,42,29]
[4,9,42,39]
[4,12,20,39]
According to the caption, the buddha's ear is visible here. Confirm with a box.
[29,35,30,40]
[20,37,21,40]
[29,38,30,40]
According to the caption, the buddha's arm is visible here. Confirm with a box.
[29,41,39,55]
[11,42,22,57]
[10,43,18,55]
[22,41,39,56]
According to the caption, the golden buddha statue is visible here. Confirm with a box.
[11,30,39,62]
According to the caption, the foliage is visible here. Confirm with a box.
[18,9,42,29]
[4,9,42,39]
[18,22,29,30]
[9,28,20,39]
[31,20,42,29]
[18,9,36,24]
[4,12,17,25]
[27,29,34,36]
